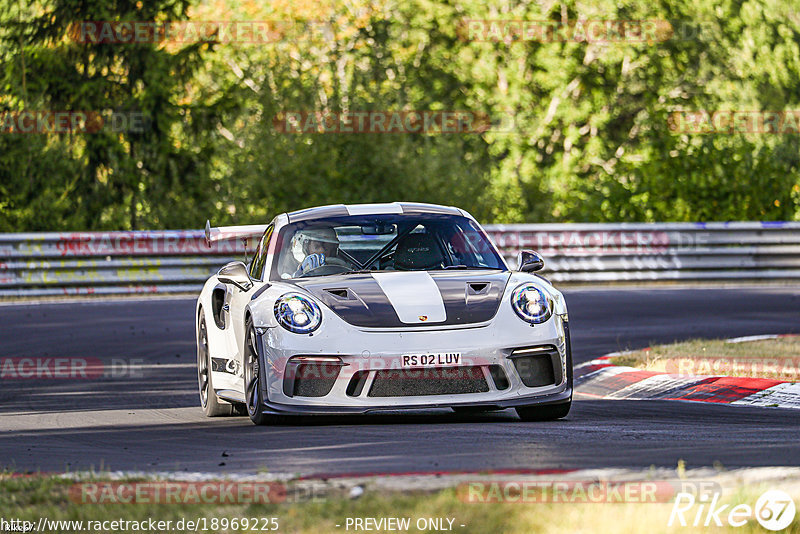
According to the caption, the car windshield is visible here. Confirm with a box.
[272,214,506,279]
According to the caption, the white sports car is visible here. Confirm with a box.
[196,202,572,424]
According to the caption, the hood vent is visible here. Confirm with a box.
[467,282,490,295]
[324,288,351,300]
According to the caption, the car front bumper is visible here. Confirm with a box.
[255,313,573,416]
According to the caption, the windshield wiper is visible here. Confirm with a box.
[342,269,374,275]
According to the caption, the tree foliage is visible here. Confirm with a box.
[1,0,799,230]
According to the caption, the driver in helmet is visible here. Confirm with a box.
[292,227,346,277]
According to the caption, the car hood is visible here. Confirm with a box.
[289,270,511,328]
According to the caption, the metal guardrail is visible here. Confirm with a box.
[485,222,800,283]
[1,222,799,297]
[0,231,241,297]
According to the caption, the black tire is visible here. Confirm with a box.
[244,317,285,425]
[197,311,233,417]
[515,401,571,421]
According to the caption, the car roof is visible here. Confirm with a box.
[286,202,463,223]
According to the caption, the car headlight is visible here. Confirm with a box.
[510,283,553,324]
[274,293,322,334]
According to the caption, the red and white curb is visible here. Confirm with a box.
[575,335,800,410]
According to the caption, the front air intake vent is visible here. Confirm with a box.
[368,366,488,397]
[509,346,560,387]
[488,365,510,390]
[346,370,369,397]
[283,357,344,397]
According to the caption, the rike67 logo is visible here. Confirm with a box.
[669,489,796,530]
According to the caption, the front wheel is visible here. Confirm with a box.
[515,401,571,421]
[244,318,285,425]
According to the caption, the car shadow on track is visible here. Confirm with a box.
[246,409,524,427]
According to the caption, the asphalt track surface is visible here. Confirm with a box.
[1,287,798,476]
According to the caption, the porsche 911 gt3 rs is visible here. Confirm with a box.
[196,202,572,424]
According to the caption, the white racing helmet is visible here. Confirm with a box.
[290,227,340,263]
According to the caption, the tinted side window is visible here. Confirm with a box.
[249,224,274,280]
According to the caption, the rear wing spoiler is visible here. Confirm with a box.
[204,220,270,248]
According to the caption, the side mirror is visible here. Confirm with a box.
[517,250,544,273]
[218,261,253,291]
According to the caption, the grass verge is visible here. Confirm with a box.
[0,472,798,533]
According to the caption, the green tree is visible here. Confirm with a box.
[0,0,220,230]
